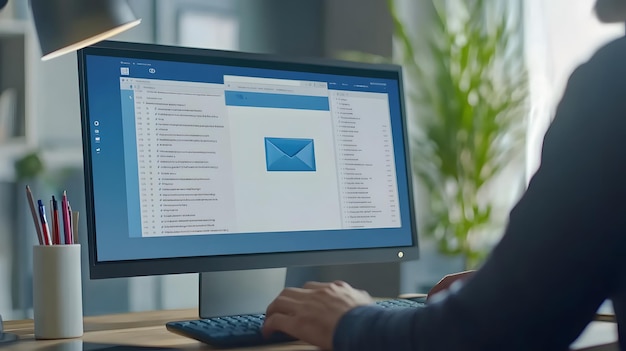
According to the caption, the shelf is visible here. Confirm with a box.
[41,147,83,171]
[0,137,28,153]
[0,18,37,181]
[0,19,27,36]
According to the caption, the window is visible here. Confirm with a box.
[157,0,239,50]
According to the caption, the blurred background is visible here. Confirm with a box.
[0,0,623,319]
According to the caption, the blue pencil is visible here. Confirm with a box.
[37,200,52,245]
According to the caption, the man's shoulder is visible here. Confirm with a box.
[589,36,626,67]
[566,36,626,96]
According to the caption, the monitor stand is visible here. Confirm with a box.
[199,268,286,318]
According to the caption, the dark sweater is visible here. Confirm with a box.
[334,35,626,351]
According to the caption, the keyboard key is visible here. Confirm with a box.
[375,298,426,309]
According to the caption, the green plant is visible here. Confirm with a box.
[390,0,528,268]
[14,151,44,181]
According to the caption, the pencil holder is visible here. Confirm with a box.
[32,244,83,339]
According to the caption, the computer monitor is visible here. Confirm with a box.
[77,40,418,318]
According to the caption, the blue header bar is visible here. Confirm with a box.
[106,56,394,94]
[225,91,330,111]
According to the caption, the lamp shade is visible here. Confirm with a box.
[29,0,141,60]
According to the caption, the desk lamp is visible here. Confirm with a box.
[0,0,140,344]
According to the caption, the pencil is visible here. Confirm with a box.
[51,196,60,245]
[25,185,43,245]
[37,200,51,246]
[62,191,72,245]
[72,211,79,244]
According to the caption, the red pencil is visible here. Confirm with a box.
[62,191,72,244]
[52,196,60,245]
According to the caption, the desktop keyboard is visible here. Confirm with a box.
[166,298,426,348]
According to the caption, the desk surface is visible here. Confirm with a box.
[3,309,313,351]
[1,308,620,351]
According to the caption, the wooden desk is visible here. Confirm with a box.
[2,309,314,351]
[1,309,619,350]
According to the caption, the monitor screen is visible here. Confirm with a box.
[78,41,418,280]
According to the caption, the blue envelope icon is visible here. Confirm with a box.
[265,137,316,172]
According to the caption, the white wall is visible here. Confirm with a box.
[524,0,624,178]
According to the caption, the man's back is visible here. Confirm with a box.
[332,34,626,351]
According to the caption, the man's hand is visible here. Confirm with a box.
[262,280,373,350]
[428,270,476,301]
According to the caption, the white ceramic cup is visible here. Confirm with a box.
[33,244,83,339]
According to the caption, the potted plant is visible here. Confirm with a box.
[341,0,529,269]
[390,0,529,268]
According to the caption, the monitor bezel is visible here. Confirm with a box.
[77,40,419,279]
